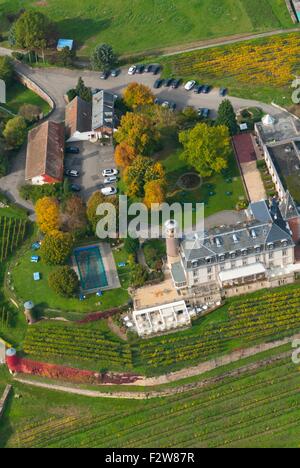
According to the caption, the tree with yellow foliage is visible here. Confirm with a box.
[144,179,166,208]
[115,112,160,155]
[35,196,60,234]
[114,142,137,169]
[123,82,155,110]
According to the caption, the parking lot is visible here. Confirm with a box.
[64,141,116,201]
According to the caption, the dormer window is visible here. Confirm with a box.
[282,240,288,247]
[230,251,236,259]
[192,260,198,269]
[268,243,274,250]
[219,254,225,262]
[255,245,261,253]
[242,249,248,256]
[206,257,211,264]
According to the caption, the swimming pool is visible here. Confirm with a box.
[73,245,108,292]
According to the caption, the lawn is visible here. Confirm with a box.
[161,147,246,218]
[0,0,292,56]
[1,350,300,448]
[10,244,131,316]
[3,81,51,115]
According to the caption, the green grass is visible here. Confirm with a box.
[3,81,51,115]
[1,351,300,448]
[161,147,246,218]
[0,0,292,56]
[10,244,131,315]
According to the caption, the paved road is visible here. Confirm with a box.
[0,53,290,211]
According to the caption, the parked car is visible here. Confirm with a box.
[65,169,80,178]
[101,186,118,196]
[70,184,81,192]
[169,102,177,111]
[154,98,162,105]
[102,168,119,177]
[152,65,161,75]
[202,108,210,118]
[202,85,211,94]
[164,78,174,87]
[153,79,164,89]
[184,80,196,91]
[171,79,181,89]
[104,176,118,184]
[111,69,120,77]
[100,70,110,80]
[144,64,153,73]
[128,65,137,75]
[219,87,227,96]
[162,101,170,108]
[66,146,80,154]
[194,84,204,94]
[136,64,145,74]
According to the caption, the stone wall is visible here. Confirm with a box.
[15,71,55,116]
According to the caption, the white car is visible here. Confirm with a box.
[101,186,117,196]
[128,65,137,75]
[104,176,117,184]
[102,168,119,177]
[184,80,196,91]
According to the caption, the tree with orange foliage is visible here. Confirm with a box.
[144,179,166,208]
[123,82,155,110]
[114,142,137,169]
[115,112,160,155]
[35,196,60,234]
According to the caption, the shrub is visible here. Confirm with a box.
[19,103,42,123]
[48,266,79,297]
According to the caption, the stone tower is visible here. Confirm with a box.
[165,219,180,267]
[24,301,35,325]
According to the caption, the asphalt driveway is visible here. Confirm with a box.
[64,141,116,201]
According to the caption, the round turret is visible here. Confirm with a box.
[24,301,35,325]
[165,219,180,266]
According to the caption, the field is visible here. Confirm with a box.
[0,0,292,56]
[18,284,300,376]
[161,32,300,105]
[1,350,300,448]
[10,245,131,315]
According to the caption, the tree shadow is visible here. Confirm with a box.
[54,17,113,50]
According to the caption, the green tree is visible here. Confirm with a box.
[124,237,140,256]
[41,230,74,265]
[129,262,148,288]
[14,10,54,61]
[48,266,79,297]
[216,99,238,136]
[57,46,76,66]
[91,44,117,71]
[0,57,14,86]
[3,116,27,149]
[179,123,230,177]
[75,77,92,102]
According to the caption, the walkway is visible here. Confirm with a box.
[12,332,300,399]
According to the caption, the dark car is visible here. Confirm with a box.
[219,87,227,97]
[100,70,110,80]
[202,85,211,94]
[65,169,80,178]
[154,79,164,89]
[171,79,181,89]
[194,84,204,94]
[136,64,145,74]
[66,147,80,154]
[144,64,153,73]
[111,69,120,77]
[202,108,210,118]
[164,78,174,87]
[70,184,81,192]
[169,102,177,111]
[152,65,161,75]
[154,97,162,105]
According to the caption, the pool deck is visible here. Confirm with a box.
[72,242,120,294]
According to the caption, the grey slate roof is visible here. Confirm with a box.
[92,90,114,131]
[171,262,187,284]
[248,200,272,224]
[181,211,294,269]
